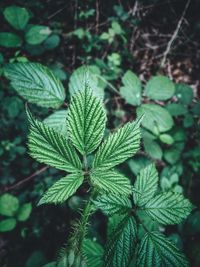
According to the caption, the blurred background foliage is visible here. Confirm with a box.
[0,0,200,266]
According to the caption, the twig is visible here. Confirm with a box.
[95,0,100,35]
[160,0,191,68]
[1,166,48,193]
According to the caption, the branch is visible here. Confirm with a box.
[160,0,191,68]
[1,166,48,193]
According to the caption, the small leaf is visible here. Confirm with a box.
[133,164,158,206]
[27,109,82,173]
[67,86,106,155]
[0,218,17,232]
[105,216,137,267]
[25,25,51,45]
[3,5,30,30]
[137,104,174,134]
[145,76,175,100]
[44,110,68,136]
[17,203,32,221]
[91,170,132,196]
[176,83,193,105]
[143,138,163,160]
[82,239,104,267]
[137,231,188,267]
[0,32,22,48]
[120,70,141,106]
[92,117,141,171]
[0,193,19,217]
[38,173,84,205]
[94,194,132,216]
[4,63,66,108]
[159,134,174,145]
[143,192,193,225]
[166,103,187,116]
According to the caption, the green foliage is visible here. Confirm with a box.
[82,239,104,267]
[25,25,51,45]
[5,63,66,108]
[92,118,141,170]
[27,109,82,173]
[0,218,17,232]
[136,232,188,267]
[17,203,32,221]
[0,32,22,47]
[120,70,141,106]
[38,173,84,205]
[3,6,30,30]
[44,110,68,136]
[145,75,175,100]
[0,193,19,217]
[67,86,106,155]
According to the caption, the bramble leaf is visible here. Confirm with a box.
[38,173,84,205]
[137,231,188,267]
[133,164,158,206]
[67,86,106,155]
[143,192,193,225]
[94,194,132,216]
[4,63,65,108]
[82,239,104,267]
[92,117,141,171]
[27,109,82,173]
[105,216,137,267]
[91,170,132,196]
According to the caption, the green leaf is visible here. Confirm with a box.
[166,103,187,116]
[38,173,84,205]
[0,218,17,232]
[137,231,188,267]
[105,216,137,267]
[25,25,51,45]
[82,239,104,267]
[0,32,22,47]
[92,117,141,171]
[67,86,106,155]
[3,5,30,30]
[69,65,104,99]
[94,194,132,215]
[120,70,141,106]
[143,138,163,160]
[159,133,174,145]
[17,203,32,221]
[143,192,193,225]
[91,170,131,196]
[0,193,19,217]
[137,104,174,134]
[43,34,60,50]
[27,109,82,173]
[133,164,158,206]
[145,76,175,100]
[4,63,66,108]
[44,110,68,136]
[176,83,193,105]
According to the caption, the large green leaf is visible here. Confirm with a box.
[44,110,68,136]
[67,86,106,155]
[137,104,174,134]
[4,63,66,108]
[0,193,19,217]
[0,32,22,47]
[133,164,158,206]
[38,173,84,205]
[94,194,132,216]
[92,117,141,171]
[91,170,131,196]
[145,76,175,100]
[144,192,193,225]
[136,231,188,267]
[82,239,104,267]
[27,109,82,173]
[25,25,51,45]
[105,216,137,267]
[3,5,30,30]
[120,70,141,106]
[69,65,104,99]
